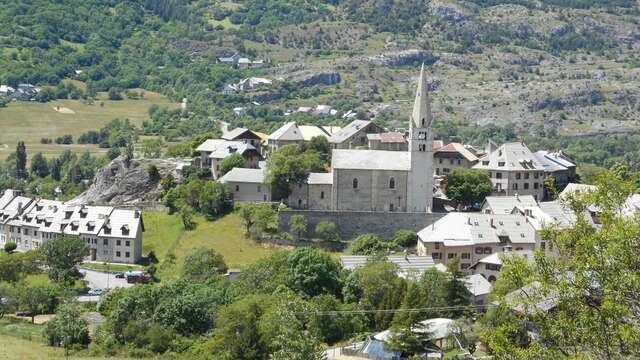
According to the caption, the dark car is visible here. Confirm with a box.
[15,311,34,317]
[114,272,125,279]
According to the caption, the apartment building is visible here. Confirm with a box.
[0,189,143,264]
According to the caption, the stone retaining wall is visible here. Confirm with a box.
[279,210,446,240]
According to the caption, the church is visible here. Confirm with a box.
[288,65,434,213]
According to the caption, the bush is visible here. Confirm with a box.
[348,234,387,255]
[315,221,339,242]
[148,164,160,181]
[4,241,17,253]
[392,230,418,248]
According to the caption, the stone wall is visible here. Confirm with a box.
[279,210,446,240]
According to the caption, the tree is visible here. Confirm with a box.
[142,138,163,158]
[286,248,341,298]
[147,164,160,181]
[180,206,196,230]
[392,230,417,248]
[30,152,49,178]
[444,169,493,209]
[39,235,88,284]
[219,152,245,175]
[266,144,324,200]
[315,221,339,241]
[288,215,307,240]
[182,248,228,282]
[4,241,17,254]
[543,175,558,200]
[108,87,123,100]
[13,282,59,324]
[348,234,387,255]
[43,303,90,354]
[0,251,41,283]
[15,141,27,179]
[444,258,472,317]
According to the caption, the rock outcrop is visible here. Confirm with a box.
[69,156,182,206]
[364,49,438,67]
[291,71,341,87]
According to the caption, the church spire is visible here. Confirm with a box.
[411,63,432,129]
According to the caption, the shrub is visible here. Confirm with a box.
[4,241,17,253]
[348,234,387,255]
[392,230,418,248]
[148,164,160,181]
[315,221,339,242]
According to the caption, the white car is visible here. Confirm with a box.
[88,288,104,296]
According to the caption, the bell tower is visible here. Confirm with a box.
[407,64,434,212]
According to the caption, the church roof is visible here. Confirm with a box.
[332,149,410,171]
[411,63,432,128]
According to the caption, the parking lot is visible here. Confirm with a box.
[76,268,134,302]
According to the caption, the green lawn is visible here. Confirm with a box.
[143,211,282,279]
[79,263,143,273]
[0,90,177,160]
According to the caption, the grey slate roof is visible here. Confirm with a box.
[483,195,538,214]
[219,167,265,184]
[340,255,436,276]
[307,172,333,185]
[221,127,260,141]
[474,142,541,171]
[328,119,373,144]
[332,149,410,171]
[209,142,257,159]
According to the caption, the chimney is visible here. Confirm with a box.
[17,202,23,215]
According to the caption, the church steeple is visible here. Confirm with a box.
[411,63,432,129]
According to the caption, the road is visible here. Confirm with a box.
[76,268,134,302]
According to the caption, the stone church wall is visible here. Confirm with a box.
[279,210,446,240]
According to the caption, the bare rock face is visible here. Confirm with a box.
[69,156,181,206]
[291,71,341,87]
[364,49,437,67]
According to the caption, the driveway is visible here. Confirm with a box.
[76,268,134,302]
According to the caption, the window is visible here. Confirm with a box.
[534,182,539,189]
[498,161,505,167]
[457,159,461,165]
[320,191,324,199]
[447,253,457,259]
[298,199,302,207]
[475,247,483,254]
[439,158,443,164]
[125,252,130,258]
[443,168,450,173]
[34,231,37,236]
[461,263,470,270]
[434,243,440,250]
[257,185,261,192]
[435,168,440,175]
[449,159,454,165]
[352,178,358,189]
[116,240,121,246]
[540,241,546,251]
[484,247,492,254]
[116,251,121,257]
[513,183,518,190]
[486,264,501,271]
[482,161,489,165]
[534,172,539,179]
[516,173,521,180]
[235,185,239,192]
[461,253,470,259]
[524,183,529,189]
[524,173,530,179]
[126,241,130,247]
[389,203,394,211]
[389,177,395,189]
[103,239,108,246]
[496,172,502,179]
[432,252,441,260]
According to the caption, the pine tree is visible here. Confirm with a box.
[15,141,27,179]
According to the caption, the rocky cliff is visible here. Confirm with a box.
[69,156,181,206]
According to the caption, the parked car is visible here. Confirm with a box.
[88,288,104,296]
[125,271,150,284]
[114,272,125,279]
[15,311,34,317]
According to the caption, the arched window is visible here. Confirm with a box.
[352,178,358,189]
[421,118,425,127]
[389,177,395,189]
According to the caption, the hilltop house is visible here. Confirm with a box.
[196,139,262,180]
[0,190,143,264]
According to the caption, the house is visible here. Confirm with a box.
[328,119,384,149]
[222,84,238,95]
[340,255,439,277]
[233,107,246,116]
[222,127,264,153]
[559,183,597,200]
[532,150,577,198]
[0,189,143,264]
[367,132,407,151]
[11,84,38,101]
[468,250,534,282]
[464,274,493,305]
[288,172,333,210]
[196,138,262,179]
[266,122,341,151]
[237,58,265,69]
[219,167,271,202]
[417,212,538,271]
[237,77,272,91]
[481,195,538,214]
[217,53,240,64]
[434,142,479,176]
[473,142,545,200]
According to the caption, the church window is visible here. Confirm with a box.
[389,177,395,189]
[389,203,394,211]
[320,191,324,199]
[421,118,425,127]
[298,199,302,207]
[235,185,239,192]
[352,178,358,189]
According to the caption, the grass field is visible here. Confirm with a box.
[0,90,177,160]
[143,211,283,279]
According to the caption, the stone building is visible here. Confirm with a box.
[196,139,262,179]
[473,142,545,200]
[267,122,341,151]
[288,65,435,213]
[219,167,271,203]
[433,142,479,176]
[367,132,408,151]
[329,119,384,149]
[0,189,143,264]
